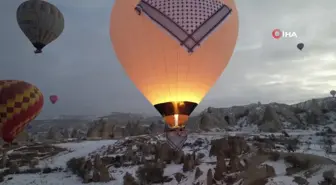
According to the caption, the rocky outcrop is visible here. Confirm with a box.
[197,105,251,131]
[206,169,213,185]
[209,136,250,158]
[189,97,336,132]
[66,155,113,183]
[243,164,275,185]
[258,105,283,132]
[123,172,138,185]
[86,119,152,139]
[46,127,63,141]
[198,112,228,131]
[28,97,336,141]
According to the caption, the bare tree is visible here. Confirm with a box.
[321,135,334,154]
[1,149,7,168]
[286,138,299,152]
[305,140,312,150]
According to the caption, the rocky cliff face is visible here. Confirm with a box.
[85,119,166,139]
[16,97,336,143]
[187,97,336,132]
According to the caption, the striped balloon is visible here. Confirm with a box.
[0,80,44,143]
[16,0,64,54]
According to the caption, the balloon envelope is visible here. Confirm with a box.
[297,43,304,50]
[16,0,64,53]
[110,0,238,128]
[0,80,44,143]
[49,95,58,104]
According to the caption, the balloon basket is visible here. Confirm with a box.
[34,50,42,54]
[164,125,188,151]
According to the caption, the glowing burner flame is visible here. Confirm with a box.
[174,114,179,128]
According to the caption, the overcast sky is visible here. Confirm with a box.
[0,0,335,118]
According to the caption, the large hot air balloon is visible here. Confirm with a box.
[110,0,238,129]
[49,95,58,104]
[16,0,64,54]
[0,80,44,143]
[330,90,336,98]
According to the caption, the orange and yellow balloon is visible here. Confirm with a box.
[0,80,44,143]
[110,0,238,128]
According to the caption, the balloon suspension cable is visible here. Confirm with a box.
[34,49,42,54]
[135,5,142,15]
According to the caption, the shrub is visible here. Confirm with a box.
[268,152,280,161]
[136,163,164,184]
[284,155,310,170]
[66,157,79,174]
[66,157,86,178]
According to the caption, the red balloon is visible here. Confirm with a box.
[49,95,58,104]
[0,80,44,143]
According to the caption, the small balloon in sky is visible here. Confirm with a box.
[297,43,304,51]
[49,95,58,104]
[26,124,32,130]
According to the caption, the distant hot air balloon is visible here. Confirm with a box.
[26,124,32,130]
[110,0,238,129]
[16,0,64,54]
[49,95,58,104]
[297,43,304,51]
[0,80,44,143]
[330,90,336,98]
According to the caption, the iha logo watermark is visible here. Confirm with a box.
[272,29,298,39]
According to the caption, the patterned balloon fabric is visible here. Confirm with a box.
[0,80,44,143]
[16,0,64,53]
[136,0,232,53]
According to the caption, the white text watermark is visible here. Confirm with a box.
[272,29,298,39]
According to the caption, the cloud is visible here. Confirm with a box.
[0,0,335,118]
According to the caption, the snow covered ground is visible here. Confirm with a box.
[2,131,336,185]
[40,140,117,169]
